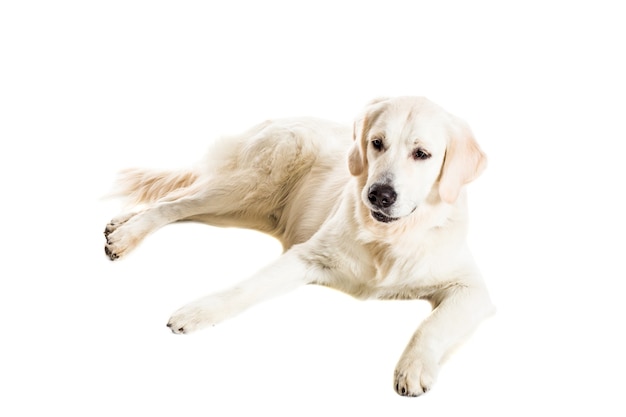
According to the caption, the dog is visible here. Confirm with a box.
[104,96,494,397]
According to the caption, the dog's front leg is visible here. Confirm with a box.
[394,283,493,397]
[167,248,316,334]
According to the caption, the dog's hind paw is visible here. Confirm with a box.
[103,212,145,260]
[104,213,134,237]
[104,245,119,260]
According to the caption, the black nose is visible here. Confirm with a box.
[368,184,397,208]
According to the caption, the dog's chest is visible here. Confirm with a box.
[368,243,440,289]
[323,239,446,300]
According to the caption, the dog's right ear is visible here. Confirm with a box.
[348,97,390,176]
[348,121,366,176]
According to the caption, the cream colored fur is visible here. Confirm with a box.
[104,96,493,396]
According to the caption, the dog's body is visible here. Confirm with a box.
[104,96,493,396]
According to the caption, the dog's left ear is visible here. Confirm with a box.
[438,118,487,204]
[349,97,390,176]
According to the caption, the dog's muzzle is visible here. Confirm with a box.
[368,184,399,223]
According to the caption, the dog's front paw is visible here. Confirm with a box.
[167,300,225,334]
[394,353,439,397]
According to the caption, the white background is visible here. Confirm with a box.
[1,1,625,415]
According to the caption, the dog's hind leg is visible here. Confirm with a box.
[104,176,236,260]
[104,167,282,260]
[104,119,321,259]
[105,184,191,260]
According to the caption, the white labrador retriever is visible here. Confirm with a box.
[104,96,493,396]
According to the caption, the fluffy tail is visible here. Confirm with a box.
[111,168,198,205]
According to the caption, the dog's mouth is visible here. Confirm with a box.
[370,210,399,223]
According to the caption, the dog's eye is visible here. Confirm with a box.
[413,148,431,160]
[371,139,384,151]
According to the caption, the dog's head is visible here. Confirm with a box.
[348,96,486,224]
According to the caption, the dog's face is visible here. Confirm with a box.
[348,97,486,224]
